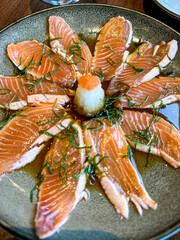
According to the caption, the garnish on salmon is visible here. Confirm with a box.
[106,40,178,95]
[0,104,65,176]
[114,77,180,108]
[74,74,105,116]
[83,120,157,218]
[122,110,180,168]
[0,14,179,240]
[7,40,76,87]
[0,76,70,110]
[49,16,92,78]
[35,120,86,239]
[91,16,133,81]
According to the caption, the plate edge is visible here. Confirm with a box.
[0,3,179,240]
[152,0,180,20]
[0,3,180,36]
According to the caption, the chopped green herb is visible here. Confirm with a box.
[126,101,163,166]
[125,94,149,108]
[30,176,45,202]
[114,82,131,94]
[137,47,141,56]
[0,88,11,95]
[59,56,80,66]
[122,145,132,159]
[69,39,86,61]
[170,124,174,133]
[73,154,108,180]
[94,69,103,82]
[49,49,55,55]
[107,57,121,66]
[0,110,27,128]
[146,142,152,167]
[105,46,117,54]
[124,61,144,75]
[43,37,63,45]
[85,118,104,130]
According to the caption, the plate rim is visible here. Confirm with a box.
[152,0,180,20]
[0,3,179,240]
[0,3,180,36]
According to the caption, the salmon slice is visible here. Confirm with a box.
[122,110,180,168]
[115,77,180,108]
[83,120,157,218]
[27,94,70,106]
[0,76,69,110]
[7,41,76,87]
[49,16,92,77]
[35,120,86,239]
[0,104,65,176]
[91,16,133,81]
[106,40,178,95]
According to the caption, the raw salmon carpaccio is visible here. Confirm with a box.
[0,76,70,110]
[35,119,86,239]
[122,110,180,168]
[0,104,65,176]
[49,16,92,77]
[7,40,76,87]
[115,77,180,108]
[106,40,178,95]
[91,16,133,81]
[83,120,157,218]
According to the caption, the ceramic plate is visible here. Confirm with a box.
[0,4,180,240]
[153,0,180,19]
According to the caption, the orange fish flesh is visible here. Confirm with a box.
[35,120,86,239]
[0,104,65,176]
[49,16,92,77]
[114,77,180,108]
[91,16,133,81]
[122,110,180,168]
[7,41,76,87]
[0,76,69,110]
[83,120,157,218]
[106,40,178,95]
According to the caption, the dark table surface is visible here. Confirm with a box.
[0,0,179,239]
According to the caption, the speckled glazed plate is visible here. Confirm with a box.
[0,4,180,240]
[153,0,180,19]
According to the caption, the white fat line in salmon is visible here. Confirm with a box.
[27,94,70,105]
